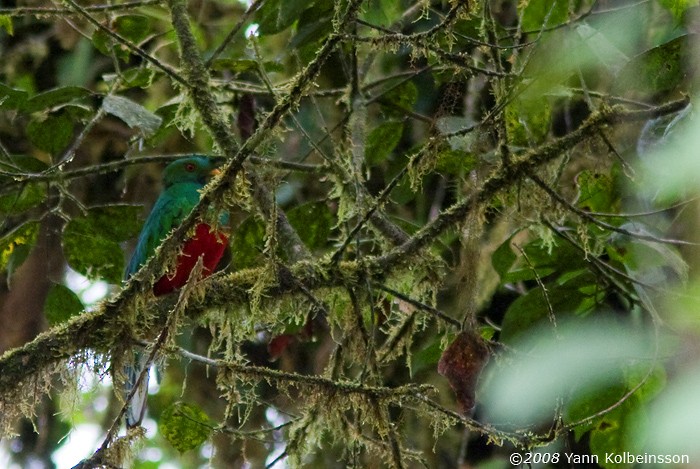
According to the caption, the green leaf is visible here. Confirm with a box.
[91,29,112,56]
[102,95,162,137]
[621,231,689,285]
[256,0,314,35]
[500,269,599,342]
[88,204,144,241]
[290,0,333,49]
[500,237,586,284]
[389,178,417,204]
[585,384,652,469]
[381,81,418,115]
[365,121,404,165]
[482,320,654,425]
[286,201,334,250]
[657,0,699,23]
[0,221,40,273]
[229,216,265,268]
[435,149,477,175]
[615,35,687,95]
[576,24,629,75]
[411,338,444,375]
[521,0,570,30]
[114,15,150,44]
[576,170,618,212]
[117,67,158,88]
[57,37,95,87]
[505,95,551,146]
[160,402,213,453]
[0,155,49,174]
[24,86,92,113]
[492,235,517,279]
[0,83,28,110]
[62,205,143,283]
[27,112,74,154]
[44,284,84,325]
[362,0,403,27]
[0,15,13,35]
[0,184,47,214]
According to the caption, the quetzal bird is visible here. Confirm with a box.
[123,156,229,428]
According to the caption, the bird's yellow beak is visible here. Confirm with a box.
[210,168,221,176]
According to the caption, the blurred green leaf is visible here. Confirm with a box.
[381,81,418,115]
[63,205,142,283]
[0,221,40,273]
[0,155,49,175]
[500,269,600,342]
[210,59,284,74]
[91,29,112,56]
[505,95,551,146]
[44,284,84,325]
[362,0,403,27]
[645,366,700,457]
[365,121,403,165]
[501,238,586,284]
[411,339,444,375]
[24,86,92,113]
[0,184,47,214]
[435,149,477,175]
[620,230,688,285]
[482,319,655,424]
[121,67,158,88]
[657,0,698,23]
[27,112,74,154]
[0,83,28,110]
[576,23,629,74]
[286,201,334,250]
[160,402,213,453]
[210,58,257,73]
[521,0,570,30]
[115,15,151,44]
[589,399,642,468]
[492,235,517,280]
[103,95,162,137]
[616,35,688,95]
[576,170,618,212]
[290,0,333,49]
[389,178,417,204]
[256,0,314,35]
[0,15,13,35]
[57,37,95,87]
[229,216,265,268]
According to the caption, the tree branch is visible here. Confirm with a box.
[375,98,690,270]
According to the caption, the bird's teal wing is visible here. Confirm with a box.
[125,182,202,278]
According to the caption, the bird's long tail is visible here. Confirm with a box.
[124,351,150,428]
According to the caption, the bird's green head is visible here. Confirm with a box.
[162,156,220,187]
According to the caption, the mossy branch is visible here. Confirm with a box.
[0,260,374,398]
[376,98,691,270]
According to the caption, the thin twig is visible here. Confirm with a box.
[528,172,699,246]
[62,0,186,86]
[0,0,161,16]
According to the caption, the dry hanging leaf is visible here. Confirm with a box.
[438,330,490,414]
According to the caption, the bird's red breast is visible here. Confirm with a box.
[153,223,229,296]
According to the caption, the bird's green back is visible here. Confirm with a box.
[125,156,218,278]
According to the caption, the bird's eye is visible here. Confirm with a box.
[184,163,196,172]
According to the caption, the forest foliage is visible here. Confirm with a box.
[1,0,700,467]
